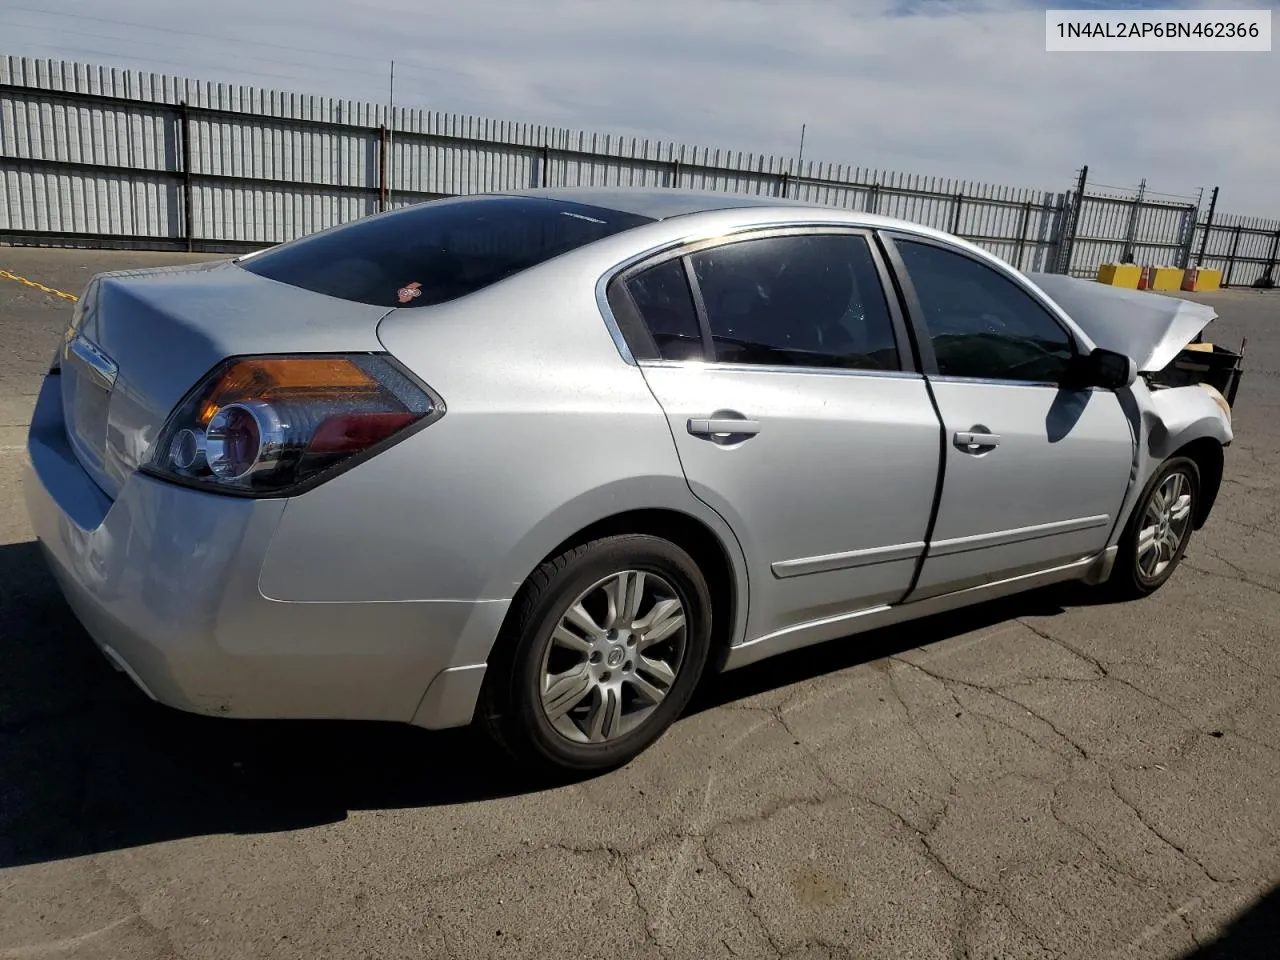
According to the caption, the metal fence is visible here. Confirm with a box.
[1188,209,1280,289]
[2,55,1278,287]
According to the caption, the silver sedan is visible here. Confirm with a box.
[24,188,1235,775]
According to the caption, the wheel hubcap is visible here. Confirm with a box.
[1137,471,1193,581]
[538,570,687,744]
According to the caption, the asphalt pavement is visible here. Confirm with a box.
[1,247,1277,960]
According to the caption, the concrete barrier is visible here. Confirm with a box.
[1182,266,1223,292]
[1096,263,1141,288]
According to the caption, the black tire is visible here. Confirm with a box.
[1106,456,1200,600]
[478,534,712,778]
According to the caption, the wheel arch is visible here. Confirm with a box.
[1170,436,1225,529]
[1141,385,1231,532]
[503,507,747,675]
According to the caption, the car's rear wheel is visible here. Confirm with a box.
[478,534,712,777]
[1107,456,1200,600]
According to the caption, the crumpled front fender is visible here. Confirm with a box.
[1145,382,1233,458]
[1107,382,1233,549]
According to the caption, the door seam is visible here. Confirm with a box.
[900,376,949,603]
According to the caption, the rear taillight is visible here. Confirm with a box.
[146,353,441,496]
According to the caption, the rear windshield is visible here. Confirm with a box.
[238,195,654,308]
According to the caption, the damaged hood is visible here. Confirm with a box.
[1027,272,1216,373]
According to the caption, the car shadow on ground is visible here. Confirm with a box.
[1177,884,1280,960]
[1,537,1123,870]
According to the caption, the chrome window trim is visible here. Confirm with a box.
[637,358,925,382]
[927,374,1114,392]
[928,374,1062,389]
[594,282,640,365]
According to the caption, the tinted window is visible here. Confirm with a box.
[624,260,704,361]
[688,234,900,371]
[896,240,1075,382]
[239,196,653,308]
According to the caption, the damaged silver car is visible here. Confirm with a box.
[25,188,1239,775]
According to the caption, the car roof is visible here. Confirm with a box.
[503,186,826,221]
[499,186,961,238]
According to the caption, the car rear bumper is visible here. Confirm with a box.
[23,373,507,729]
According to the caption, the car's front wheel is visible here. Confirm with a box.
[478,534,712,777]
[1107,456,1200,599]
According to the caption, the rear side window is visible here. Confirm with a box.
[624,260,704,361]
[688,234,901,371]
[238,196,654,308]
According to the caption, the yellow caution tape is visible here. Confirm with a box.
[0,269,79,302]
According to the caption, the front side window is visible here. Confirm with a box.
[895,239,1076,382]
[687,234,900,371]
[239,196,654,308]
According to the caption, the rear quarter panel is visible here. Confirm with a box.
[256,249,750,641]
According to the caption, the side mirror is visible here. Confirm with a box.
[1064,347,1137,390]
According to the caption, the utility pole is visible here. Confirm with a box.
[387,60,396,209]
[1121,177,1145,264]
[1057,164,1088,274]
[779,124,807,200]
[1180,187,1205,268]
[1196,185,1218,266]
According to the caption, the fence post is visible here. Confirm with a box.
[1195,185,1218,266]
[378,125,389,211]
[179,101,194,251]
[1176,204,1198,269]
[1035,194,1056,271]
[779,171,790,199]
[866,182,881,215]
[670,158,680,188]
[1120,177,1146,264]
[541,144,550,188]
[1223,225,1244,287]
[1056,165,1087,274]
[949,192,964,235]
[1014,200,1033,271]
[1262,229,1280,287]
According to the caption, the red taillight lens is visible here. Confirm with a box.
[147,354,441,496]
[307,411,420,454]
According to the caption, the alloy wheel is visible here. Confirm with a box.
[537,570,688,744]
[1136,469,1194,581]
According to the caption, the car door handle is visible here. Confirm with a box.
[954,430,1000,450]
[688,417,761,438]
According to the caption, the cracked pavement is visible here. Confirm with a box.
[1,249,1277,959]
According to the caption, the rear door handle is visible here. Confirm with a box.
[954,430,1000,450]
[688,417,761,438]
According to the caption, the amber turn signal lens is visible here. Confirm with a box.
[197,357,379,424]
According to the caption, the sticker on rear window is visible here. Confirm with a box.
[397,281,422,304]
